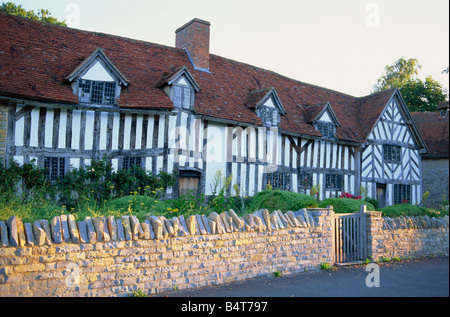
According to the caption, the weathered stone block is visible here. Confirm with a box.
[77,220,88,244]
[6,215,19,247]
[121,216,132,241]
[60,215,71,243]
[24,222,34,246]
[67,214,79,243]
[50,216,63,244]
[84,217,97,244]
[107,216,117,241]
[147,216,163,239]
[38,219,53,245]
[0,220,9,247]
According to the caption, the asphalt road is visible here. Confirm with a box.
[160,256,449,298]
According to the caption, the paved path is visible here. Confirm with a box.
[160,257,449,297]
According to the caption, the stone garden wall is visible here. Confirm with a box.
[0,208,334,297]
[366,211,449,260]
[0,207,448,297]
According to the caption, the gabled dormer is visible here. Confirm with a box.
[306,102,340,139]
[245,87,286,127]
[66,48,129,106]
[158,66,200,110]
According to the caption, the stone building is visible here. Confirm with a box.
[411,101,449,208]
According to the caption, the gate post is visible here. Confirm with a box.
[359,205,367,260]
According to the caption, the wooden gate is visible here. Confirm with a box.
[333,206,367,263]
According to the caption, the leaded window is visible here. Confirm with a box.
[259,106,279,127]
[44,157,66,180]
[394,184,411,205]
[383,144,401,163]
[78,79,116,105]
[298,171,312,189]
[122,157,142,171]
[316,122,335,138]
[266,171,290,190]
[325,173,342,190]
[172,85,193,109]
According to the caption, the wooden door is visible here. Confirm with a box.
[179,170,201,196]
[376,183,386,208]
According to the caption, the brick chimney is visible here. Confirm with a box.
[175,18,211,72]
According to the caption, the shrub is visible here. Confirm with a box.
[379,203,449,218]
[318,197,375,213]
[364,197,379,210]
[247,190,318,212]
[105,195,172,220]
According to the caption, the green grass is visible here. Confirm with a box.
[1,192,448,224]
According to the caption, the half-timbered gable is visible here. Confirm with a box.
[0,14,428,205]
[360,90,427,207]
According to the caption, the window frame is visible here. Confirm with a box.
[172,83,194,109]
[383,144,402,164]
[393,184,411,205]
[266,171,290,190]
[77,79,117,105]
[43,157,66,180]
[315,121,336,139]
[121,157,143,171]
[298,171,312,190]
[259,106,280,127]
[325,173,343,190]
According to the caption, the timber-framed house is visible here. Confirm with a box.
[0,14,428,206]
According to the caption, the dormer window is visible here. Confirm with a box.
[245,87,286,128]
[172,76,195,109]
[158,66,200,110]
[316,121,336,138]
[259,105,279,127]
[66,48,129,106]
[307,102,340,140]
[77,79,116,105]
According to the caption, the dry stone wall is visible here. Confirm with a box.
[366,212,449,260]
[0,208,333,297]
[1,207,448,297]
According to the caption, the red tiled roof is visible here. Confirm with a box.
[0,13,410,144]
[410,111,449,158]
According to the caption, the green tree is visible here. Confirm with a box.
[373,57,448,112]
[1,1,66,26]
[373,57,421,92]
[399,76,447,112]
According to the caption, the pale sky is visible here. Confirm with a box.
[6,0,450,97]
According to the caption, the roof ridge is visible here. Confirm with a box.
[209,53,359,100]
[0,12,184,54]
